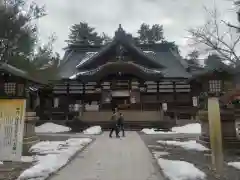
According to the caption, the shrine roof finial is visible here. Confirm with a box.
[118,24,123,31]
[115,24,126,39]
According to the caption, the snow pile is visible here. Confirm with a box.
[21,156,35,163]
[18,138,92,180]
[228,162,240,169]
[157,140,209,151]
[35,123,71,133]
[83,126,102,135]
[141,128,177,135]
[141,123,201,134]
[158,158,206,180]
[171,123,201,134]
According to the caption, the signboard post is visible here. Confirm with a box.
[0,99,26,161]
[208,97,224,175]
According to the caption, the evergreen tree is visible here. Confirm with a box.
[137,23,164,43]
[187,50,200,66]
[67,22,111,45]
[0,0,60,81]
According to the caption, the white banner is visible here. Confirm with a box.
[0,99,26,162]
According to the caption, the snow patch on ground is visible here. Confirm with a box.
[141,123,201,135]
[35,123,71,133]
[83,126,102,135]
[171,123,201,134]
[148,145,164,149]
[18,138,92,180]
[141,128,177,135]
[0,161,3,165]
[158,158,206,180]
[152,151,169,158]
[157,140,209,151]
[228,162,240,169]
[21,156,35,163]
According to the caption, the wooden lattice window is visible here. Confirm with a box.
[209,80,221,92]
[4,82,16,95]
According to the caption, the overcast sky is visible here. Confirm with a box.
[31,0,237,58]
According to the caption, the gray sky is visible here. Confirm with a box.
[32,0,237,58]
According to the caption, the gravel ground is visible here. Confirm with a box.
[0,161,32,180]
[139,132,240,180]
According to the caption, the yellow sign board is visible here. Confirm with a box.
[0,99,26,161]
[208,97,224,175]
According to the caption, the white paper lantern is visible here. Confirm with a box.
[162,103,167,111]
[192,96,198,107]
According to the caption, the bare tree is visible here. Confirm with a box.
[188,7,240,66]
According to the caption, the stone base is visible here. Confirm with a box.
[22,136,40,156]
[198,135,240,151]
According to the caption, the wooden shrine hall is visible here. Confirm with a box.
[38,25,235,129]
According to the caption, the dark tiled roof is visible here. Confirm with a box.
[58,50,88,79]
[0,63,46,84]
[143,51,191,78]
[58,25,193,80]
[59,46,192,79]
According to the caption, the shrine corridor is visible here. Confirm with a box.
[50,132,163,180]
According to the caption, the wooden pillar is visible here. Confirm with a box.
[66,81,70,120]
[83,82,86,112]
[173,81,177,101]
[157,81,160,111]
[173,81,178,121]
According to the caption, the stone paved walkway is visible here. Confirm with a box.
[50,131,164,180]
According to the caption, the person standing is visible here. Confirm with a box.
[117,112,125,137]
[109,108,120,138]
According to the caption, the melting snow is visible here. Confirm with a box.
[148,145,164,149]
[228,162,240,169]
[171,123,201,134]
[83,126,102,135]
[35,123,71,133]
[18,138,92,180]
[141,128,177,135]
[157,140,209,151]
[158,158,206,180]
[21,156,35,163]
[152,151,169,158]
[141,123,201,134]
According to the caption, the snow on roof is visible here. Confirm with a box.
[76,52,98,68]
[70,61,162,79]
[131,62,162,74]
[143,51,156,55]
[69,67,102,79]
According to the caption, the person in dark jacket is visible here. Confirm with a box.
[109,108,120,138]
[117,112,125,137]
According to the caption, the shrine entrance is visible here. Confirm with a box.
[111,90,131,110]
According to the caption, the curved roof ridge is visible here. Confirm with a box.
[69,61,163,79]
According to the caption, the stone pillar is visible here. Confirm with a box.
[22,111,40,156]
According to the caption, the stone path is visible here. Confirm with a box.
[50,131,164,180]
